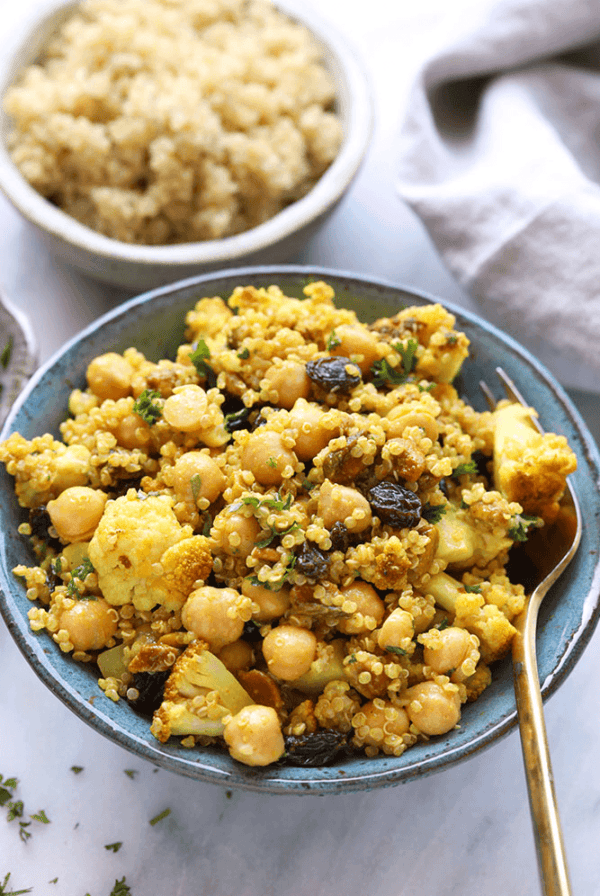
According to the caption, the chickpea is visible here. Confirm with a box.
[406,681,461,736]
[329,325,381,373]
[422,626,480,682]
[241,579,291,622]
[163,385,209,432]
[377,608,414,652]
[337,581,385,634]
[172,451,226,505]
[217,640,254,673]
[53,444,91,492]
[357,699,410,748]
[182,586,246,651]
[114,413,151,450]
[386,406,439,443]
[263,361,311,409]
[86,353,133,401]
[289,399,338,461]
[262,625,317,680]
[59,598,118,652]
[213,510,260,556]
[47,486,107,543]
[223,705,285,767]
[318,480,372,533]
[240,430,297,487]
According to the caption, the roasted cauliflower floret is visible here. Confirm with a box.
[492,401,577,524]
[88,491,211,611]
[0,432,91,508]
[151,642,254,742]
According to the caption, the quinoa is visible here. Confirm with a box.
[3,0,343,245]
[0,281,577,768]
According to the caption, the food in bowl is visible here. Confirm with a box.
[0,281,577,768]
[3,0,343,245]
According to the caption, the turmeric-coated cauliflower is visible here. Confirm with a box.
[88,491,212,611]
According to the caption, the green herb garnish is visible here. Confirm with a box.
[66,558,96,599]
[452,460,478,477]
[190,473,202,503]
[149,808,171,826]
[70,766,84,774]
[133,388,163,425]
[326,331,341,350]
[0,873,32,895]
[464,583,482,594]
[421,502,447,524]
[109,879,132,896]
[237,347,250,359]
[189,338,215,385]
[124,769,138,779]
[385,645,408,656]
[508,513,540,542]
[30,809,50,824]
[1,336,13,369]
[105,841,123,853]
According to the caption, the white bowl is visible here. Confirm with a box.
[0,1,372,290]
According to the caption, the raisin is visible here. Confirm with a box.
[328,522,351,553]
[224,405,252,433]
[283,730,349,767]
[28,506,62,551]
[368,481,422,528]
[305,356,361,394]
[128,670,170,716]
[242,619,264,643]
[294,540,329,580]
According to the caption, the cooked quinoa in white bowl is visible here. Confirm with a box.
[1,266,600,795]
[0,0,372,289]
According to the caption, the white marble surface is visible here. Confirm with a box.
[1,1,599,894]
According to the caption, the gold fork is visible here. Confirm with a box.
[480,367,582,896]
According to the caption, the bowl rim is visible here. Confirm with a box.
[2,264,600,795]
[0,0,373,265]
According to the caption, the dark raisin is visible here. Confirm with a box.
[128,670,170,716]
[224,405,252,433]
[28,507,62,551]
[45,565,62,593]
[109,475,143,499]
[283,730,349,767]
[294,540,329,580]
[242,620,264,643]
[328,522,351,553]
[368,481,422,528]
[305,356,361,394]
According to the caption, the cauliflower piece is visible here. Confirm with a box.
[492,401,577,524]
[434,488,520,569]
[422,572,517,663]
[88,491,211,611]
[0,432,91,507]
[151,642,254,742]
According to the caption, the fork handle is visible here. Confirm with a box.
[513,611,572,896]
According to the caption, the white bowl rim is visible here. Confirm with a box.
[0,0,373,265]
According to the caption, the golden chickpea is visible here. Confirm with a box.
[329,325,381,373]
[318,480,372,533]
[182,586,246,652]
[173,451,226,505]
[223,705,285,767]
[217,640,254,673]
[47,487,107,543]
[263,361,311,409]
[337,581,385,634]
[163,385,209,432]
[241,579,291,622]
[86,353,133,401]
[422,626,480,681]
[59,598,118,652]
[357,699,410,748]
[240,430,297,487]
[386,406,439,442]
[53,445,91,492]
[213,510,260,556]
[406,681,461,735]
[262,625,317,680]
[114,413,151,450]
[289,399,338,461]
[377,608,414,652]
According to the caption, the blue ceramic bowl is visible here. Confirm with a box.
[1,266,600,795]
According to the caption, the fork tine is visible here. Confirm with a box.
[478,377,497,411]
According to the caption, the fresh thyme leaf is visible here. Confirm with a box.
[66,558,96,599]
[133,389,163,426]
[18,821,31,842]
[370,358,409,387]
[7,800,23,821]
[0,872,32,895]
[436,617,450,630]
[267,456,277,468]
[190,473,202,503]
[452,460,478,477]
[70,766,84,774]
[105,841,123,853]
[326,331,341,350]
[49,879,58,885]
[393,337,419,375]
[508,513,540,542]
[149,807,171,826]
[464,583,482,594]
[421,502,447,524]
[385,645,408,656]
[0,336,13,369]
[237,347,250,359]
[189,338,216,386]
[30,809,50,824]
[123,769,138,779]
[110,878,132,896]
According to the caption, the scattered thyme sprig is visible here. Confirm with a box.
[0,336,13,370]
[66,558,96,599]
[132,389,163,426]
[0,872,31,896]
[0,774,51,843]
[508,513,540,542]
[189,338,216,386]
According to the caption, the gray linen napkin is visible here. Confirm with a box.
[395,0,600,387]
